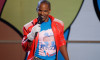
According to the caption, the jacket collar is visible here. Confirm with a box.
[48,15,55,22]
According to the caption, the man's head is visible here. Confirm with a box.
[36,0,51,22]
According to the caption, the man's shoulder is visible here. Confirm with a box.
[53,18,64,26]
[24,20,33,30]
[23,18,37,30]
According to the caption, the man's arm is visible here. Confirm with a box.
[22,27,33,51]
[22,24,40,51]
[58,21,69,60]
[60,45,69,60]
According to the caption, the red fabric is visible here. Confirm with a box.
[22,15,66,60]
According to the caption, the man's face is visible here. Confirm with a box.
[37,3,51,22]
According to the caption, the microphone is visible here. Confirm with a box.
[35,16,43,38]
[37,16,43,24]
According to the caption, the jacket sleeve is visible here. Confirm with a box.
[22,27,33,52]
[58,22,66,47]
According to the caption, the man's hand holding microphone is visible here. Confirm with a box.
[27,24,41,41]
[27,16,43,42]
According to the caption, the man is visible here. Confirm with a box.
[22,0,69,60]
